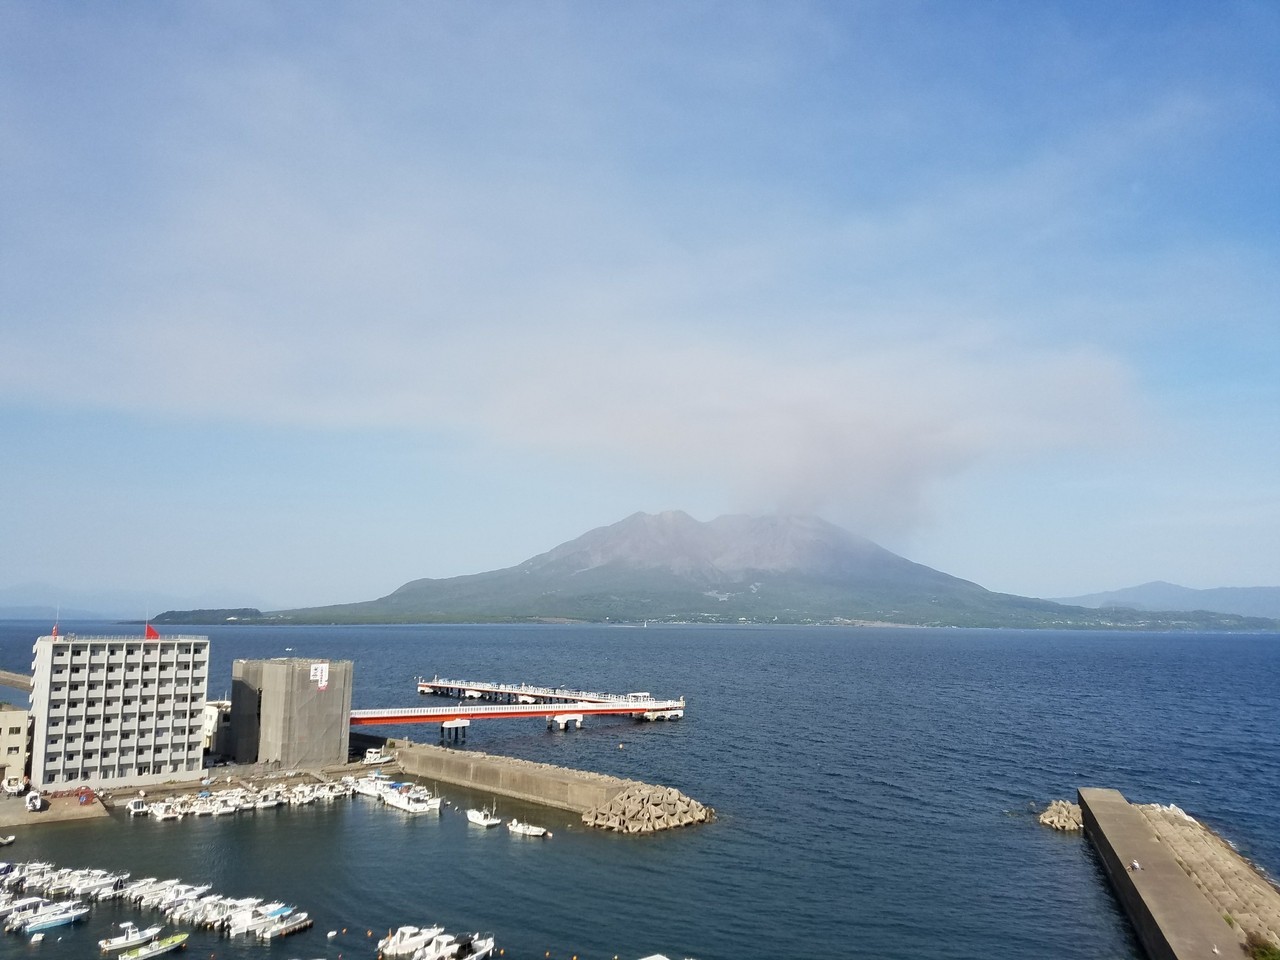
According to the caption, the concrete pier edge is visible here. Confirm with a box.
[1078,787,1245,960]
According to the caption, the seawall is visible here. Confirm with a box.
[394,742,713,832]
[397,742,626,812]
[1078,787,1244,959]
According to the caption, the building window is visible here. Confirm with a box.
[5,746,17,755]
[6,726,19,735]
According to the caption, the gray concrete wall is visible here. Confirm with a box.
[396,744,629,813]
[231,659,352,767]
[1078,787,1243,960]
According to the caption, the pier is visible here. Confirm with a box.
[1078,787,1248,959]
[417,676,663,705]
[350,696,686,737]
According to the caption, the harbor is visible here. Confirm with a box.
[2,619,1279,959]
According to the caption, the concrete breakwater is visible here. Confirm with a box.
[393,743,713,833]
[1050,789,1280,956]
[581,781,714,834]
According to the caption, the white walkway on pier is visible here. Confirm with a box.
[416,676,661,704]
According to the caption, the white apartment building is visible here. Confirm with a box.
[29,632,210,790]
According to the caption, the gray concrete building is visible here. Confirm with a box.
[29,632,209,790]
[230,659,352,767]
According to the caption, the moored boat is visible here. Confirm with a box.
[258,910,311,939]
[119,932,189,960]
[377,923,445,957]
[100,921,164,953]
[507,818,550,838]
[23,901,90,933]
[466,807,500,827]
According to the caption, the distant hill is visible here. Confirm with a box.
[155,511,1277,630]
[1055,581,1280,620]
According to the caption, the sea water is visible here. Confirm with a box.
[0,621,1276,960]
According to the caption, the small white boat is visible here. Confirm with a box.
[507,818,550,838]
[377,924,445,957]
[126,797,149,817]
[0,836,14,846]
[100,921,164,953]
[466,807,501,828]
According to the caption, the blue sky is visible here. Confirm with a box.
[1,1,1277,612]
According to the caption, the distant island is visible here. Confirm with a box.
[152,511,1278,631]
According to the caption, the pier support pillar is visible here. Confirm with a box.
[441,718,470,743]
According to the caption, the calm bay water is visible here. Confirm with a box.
[1,621,1277,960]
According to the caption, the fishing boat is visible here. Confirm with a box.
[377,924,446,956]
[507,818,550,838]
[100,921,164,953]
[119,932,189,960]
[381,784,441,814]
[466,806,501,827]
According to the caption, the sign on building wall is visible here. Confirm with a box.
[310,662,329,691]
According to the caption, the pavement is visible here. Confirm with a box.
[0,791,111,829]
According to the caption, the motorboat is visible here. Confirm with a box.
[126,797,149,816]
[452,932,497,959]
[23,901,90,933]
[0,836,13,845]
[227,901,294,936]
[99,921,164,953]
[466,806,501,827]
[507,818,550,838]
[73,869,131,896]
[258,910,312,939]
[119,932,189,960]
[377,923,445,957]
[148,801,183,821]
[0,896,45,920]
[25,792,44,812]
[3,777,25,796]
[352,773,393,797]
[381,784,441,814]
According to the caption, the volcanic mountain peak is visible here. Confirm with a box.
[524,510,901,582]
